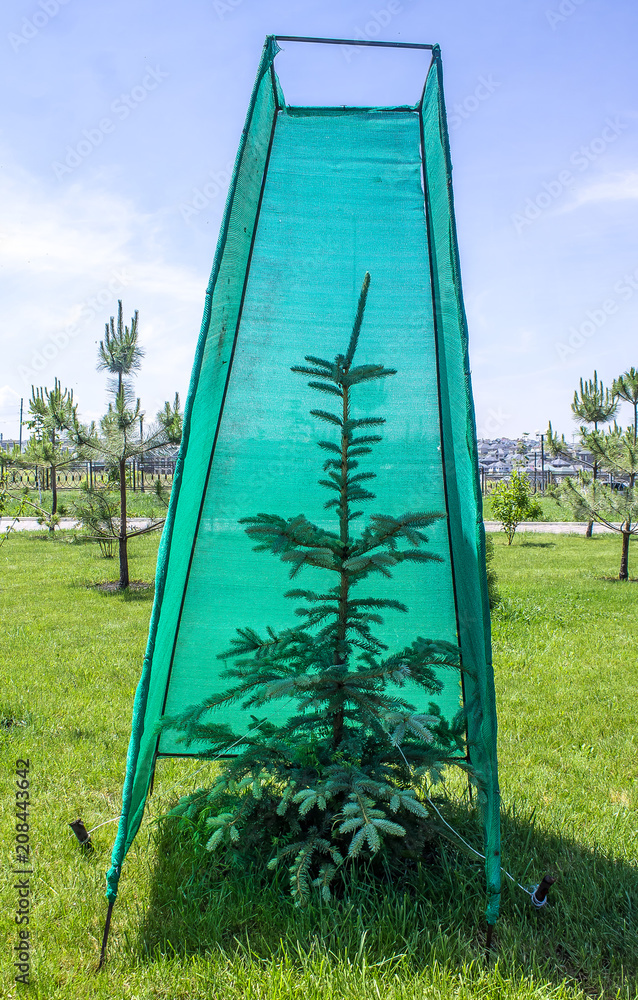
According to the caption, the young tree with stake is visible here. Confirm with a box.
[550,367,638,579]
[570,372,618,536]
[66,302,182,588]
[18,379,78,532]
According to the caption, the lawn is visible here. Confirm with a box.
[0,530,636,998]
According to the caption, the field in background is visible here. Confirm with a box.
[0,530,636,998]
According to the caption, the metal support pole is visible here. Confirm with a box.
[274,35,434,50]
[139,415,145,492]
[97,900,115,970]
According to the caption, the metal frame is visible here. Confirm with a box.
[274,35,434,50]
[273,36,438,110]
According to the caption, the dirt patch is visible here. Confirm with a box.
[91,580,153,593]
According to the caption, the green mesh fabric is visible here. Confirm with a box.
[106,37,500,924]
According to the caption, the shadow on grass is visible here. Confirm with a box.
[20,530,93,545]
[135,799,637,996]
[518,542,557,549]
[87,581,155,601]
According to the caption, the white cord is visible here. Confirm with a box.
[87,703,535,902]
[394,741,533,897]
[425,795,532,896]
[87,816,122,834]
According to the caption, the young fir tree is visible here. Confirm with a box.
[163,273,468,904]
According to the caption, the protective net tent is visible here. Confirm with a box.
[103,35,500,947]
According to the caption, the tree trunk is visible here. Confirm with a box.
[619,528,631,581]
[119,458,129,588]
[332,377,351,750]
[50,463,57,534]
[586,460,598,538]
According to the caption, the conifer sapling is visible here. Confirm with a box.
[163,273,469,903]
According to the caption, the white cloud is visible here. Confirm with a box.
[0,149,207,429]
[563,170,638,211]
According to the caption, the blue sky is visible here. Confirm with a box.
[1,0,637,442]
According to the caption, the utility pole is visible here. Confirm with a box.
[19,397,23,451]
[139,414,145,491]
[540,433,545,492]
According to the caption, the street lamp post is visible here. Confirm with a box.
[535,430,546,492]
[139,414,145,492]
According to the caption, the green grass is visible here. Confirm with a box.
[1,530,637,998]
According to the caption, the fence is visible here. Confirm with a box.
[1,459,176,493]
[480,467,623,496]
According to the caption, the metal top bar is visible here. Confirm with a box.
[274,35,435,50]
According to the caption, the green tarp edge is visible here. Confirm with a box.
[105,35,280,904]
[422,48,501,924]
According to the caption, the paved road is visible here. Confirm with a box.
[1,517,618,535]
[0,517,159,532]
[484,521,617,534]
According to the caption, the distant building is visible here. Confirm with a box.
[477,436,603,489]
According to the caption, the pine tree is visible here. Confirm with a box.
[571,371,618,536]
[612,368,638,460]
[551,367,638,579]
[19,379,78,532]
[65,302,182,587]
[163,273,468,903]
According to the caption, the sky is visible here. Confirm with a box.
[1,0,637,443]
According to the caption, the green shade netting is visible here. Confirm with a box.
[106,36,500,924]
